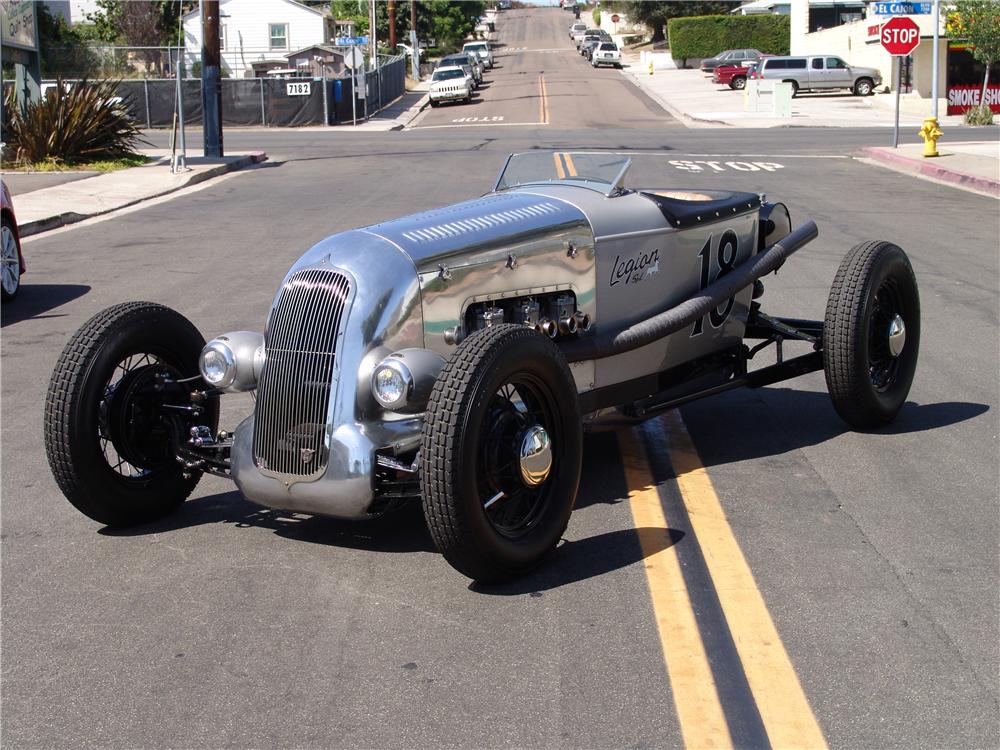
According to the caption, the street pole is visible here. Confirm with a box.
[201,0,223,157]
[388,0,396,49]
[931,0,940,120]
[893,60,901,148]
[174,56,187,171]
[411,0,419,80]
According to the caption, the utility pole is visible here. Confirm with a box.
[201,0,223,157]
[388,0,396,49]
[410,0,419,80]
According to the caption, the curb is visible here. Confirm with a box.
[18,152,267,237]
[861,147,1000,197]
[392,93,430,131]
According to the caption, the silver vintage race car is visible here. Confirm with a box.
[44,153,920,582]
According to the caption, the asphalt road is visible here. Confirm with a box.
[2,8,998,749]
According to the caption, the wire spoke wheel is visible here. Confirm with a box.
[824,241,920,429]
[422,325,582,582]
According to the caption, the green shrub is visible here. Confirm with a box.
[963,104,995,125]
[593,7,601,27]
[3,79,147,166]
[668,14,790,61]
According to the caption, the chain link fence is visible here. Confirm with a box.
[2,56,408,128]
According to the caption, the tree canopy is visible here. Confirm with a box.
[612,1,743,43]
[329,0,485,52]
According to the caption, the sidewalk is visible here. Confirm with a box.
[7,151,266,237]
[861,140,1000,196]
[620,62,971,130]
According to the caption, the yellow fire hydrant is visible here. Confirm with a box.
[649,60,654,76]
[918,117,943,157]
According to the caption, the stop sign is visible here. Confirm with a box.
[881,16,920,56]
[611,13,620,22]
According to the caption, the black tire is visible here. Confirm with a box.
[1,215,21,302]
[421,325,582,582]
[823,241,920,429]
[44,302,219,526]
[731,75,747,90]
[854,77,874,96]
[429,100,439,108]
[785,80,800,97]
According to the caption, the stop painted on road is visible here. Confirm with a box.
[668,160,785,172]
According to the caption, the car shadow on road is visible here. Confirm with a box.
[472,527,685,595]
[679,386,990,470]
[100,490,437,553]
[1,283,90,327]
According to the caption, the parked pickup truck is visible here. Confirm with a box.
[712,60,765,90]
[753,55,882,96]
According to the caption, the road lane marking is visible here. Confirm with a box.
[563,152,577,176]
[553,152,566,179]
[668,160,785,173]
[657,410,828,750]
[618,428,734,750]
[539,74,549,125]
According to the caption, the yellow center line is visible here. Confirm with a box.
[553,152,566,179]
[660,410,828,750]
[538,74,549,125]
[563,152,577,177]
[618,428,734,750]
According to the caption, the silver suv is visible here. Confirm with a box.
[755,55,882,96]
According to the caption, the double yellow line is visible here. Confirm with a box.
[538,74,549,125]
[556,152,824,748]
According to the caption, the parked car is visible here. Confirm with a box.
[442,52,482,84]
[592,41,621,68]
[462,41,494,69]
[580,37,602,59]
[700,48,764,73]
[45,152,921,583]
[571,25,589,45]
[428,66,472,106]
[1,180,24,302]
[438,54,478,88]
[754,55,881,96]
[576,27,604,49]
[713,58,769,90]
[569,21,586,39]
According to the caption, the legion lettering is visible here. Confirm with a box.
[610,248,660,286]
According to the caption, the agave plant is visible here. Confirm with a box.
[3,78,147,166]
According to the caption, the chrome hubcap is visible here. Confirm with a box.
[518,425,552,487]
[887,314,906,357]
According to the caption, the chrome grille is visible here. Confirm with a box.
[253,268,352,477]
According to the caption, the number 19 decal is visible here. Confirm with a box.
[691,229,740,337]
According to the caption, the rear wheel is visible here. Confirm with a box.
[785,79,800,97]
[854,77,874,96]
[1,216,21,301]
[44,302,219,526]
[421,325,582,582]
[731,75,747,90]
[823,241,920,429]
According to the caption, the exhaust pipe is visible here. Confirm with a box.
[561,220,818,363]
[573,311,592,332]
[558,315,578,335]
[535,318,558,338]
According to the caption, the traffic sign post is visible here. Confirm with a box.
[881,16,921,148]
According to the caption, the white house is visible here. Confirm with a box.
[183,0,335,78]
[43,0,102,25]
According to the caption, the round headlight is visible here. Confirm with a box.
[372,359,413,410]
[200,342,236,388]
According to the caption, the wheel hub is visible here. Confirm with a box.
[887,314,906,357]
[518,425,552,487]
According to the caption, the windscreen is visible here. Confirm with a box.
[433,69,465,81]
[494,152,631,194]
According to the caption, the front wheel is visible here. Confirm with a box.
[44,302,219,526]
[823,241,920,429]
[1,216,21,301]
[421,325,583,582]
[854,78,874,96]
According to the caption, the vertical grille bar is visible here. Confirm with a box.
[253,268,352,477]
